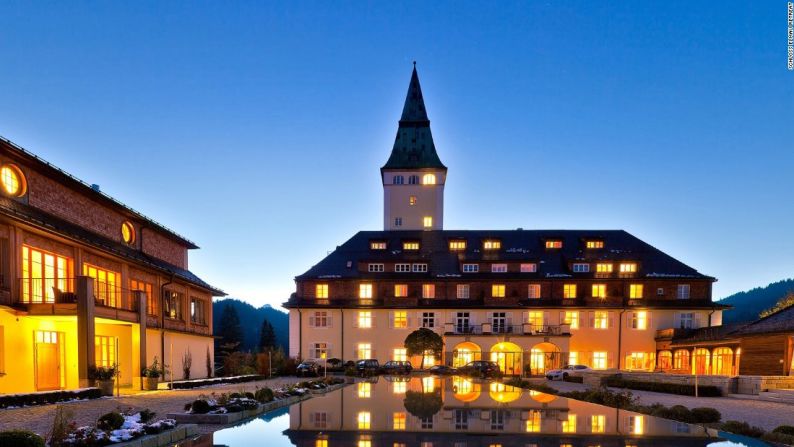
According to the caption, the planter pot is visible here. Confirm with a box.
[143,377,159,391]
[97,379,115,396]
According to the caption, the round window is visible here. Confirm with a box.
[1,164,26,197]
[121,221,135,244]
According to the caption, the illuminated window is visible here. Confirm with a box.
[121,221,135,244]
[491,284,506,298]
[483,240,501,250]
[358,439,372,447]
[674,349,691,369]
[562,414,577,433]
[462,263,479,273]
[163,290,183,320]
[357,411,371,429]
[629,284,644,299]
[409,196,416,205]
[311,342,328,359]
[449,240,466,250]
[520,263,537,272]
[545,240,562,249]
[393,348,407,361]
[130,279,154,315]
[525,410,541,432]
[628,415,644,434]
[422,284,435,298]
[358,382,371,398]
[0,164,25,197]
[393,412,406,430]
[412,263,428,272]
[563,284,577,299]
[95,335,117,368]
[592,284,607,298]
[591,415,606,433]
[393,311,408,328]
[423,216,433,228]
[357,343,372,359]
[569,351,578,365]
[593,351,607,369]
[677,284,691,299]
[408,175,419,184]
[393,175,404,185]
[572,263,589,273]
[368,263,384,272]
[527,284,541,298]
[395,263,410,272]
[315,284,329,299]
[491,263,507,273]
[631,311,648,330]
[190,297,206,325]
[394,284,408,297]
[596,263,613,273]
[527,311,544,329]
[626,352,650,370]
[619,263,637,273]
[586,240,604,249]
[359,284,373,299]
[83,263,120,307]
[403,241,420,250]
[315,437,328,447]
[563,311,579,329]
[370,241,387,250]
[456,284,470,299]
[594,311,609,329]
[357,311,372,328]
[393,380,407,394]
[422,375,436,391]
[422,173,436,185]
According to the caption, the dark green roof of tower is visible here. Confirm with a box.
[382,65,447,171]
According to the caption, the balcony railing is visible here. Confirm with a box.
[18,278,138,312]
[444,322,570,336]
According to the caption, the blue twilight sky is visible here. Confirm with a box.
[1,2,792,309]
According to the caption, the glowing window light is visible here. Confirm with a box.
[0,164,25,196]
[393,412,406,430]
[357,412,371,429]
[592,284,607,298]
[357,311,372,329]
[359,284,373,299]
[423,216,433,228]
[591,415,606,433]
[422,173,436,185]
[562,414,577,433]
[629,284,644,299]
[358,382,371,398]
[316,284,328,299]
[121,221,135,244]
[563,284,577,299]
[525,410,541,432]
[491,284,506,298]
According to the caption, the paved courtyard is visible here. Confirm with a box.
[544,380,794,432]
[0,377,302,438]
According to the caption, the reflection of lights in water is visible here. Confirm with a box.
[525,410,541,432]
[422,376,435,392]
[392,381,407,394]
[562,414,577,433]
[452,376,480,402]
[358,382,371,398]
[357,412,371,429]
[628,415,644,435]
[529,389,557,403]
[489,382,521,403]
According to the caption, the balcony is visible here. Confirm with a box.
[444,322,571,336]
[16,277,141,322]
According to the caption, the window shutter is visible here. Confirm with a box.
[647,312,652,329]
[327,315,333,328]
[607,351,615,369]
[389,312,395,328]
[694,314,703,329]
[559,311,565,325]
[673,313,681,329]
[589,312,595,328]
[608,312,615,328]
[308,315,316,328]
[371,315,376,328]
[543,311,549,326]
[309,413,315,424]
[372,349,377,359]
[353,318,359,328]
[522,311,529,324]
[407,316,413,328]
[327,343,333,358]
[626,312,633,329]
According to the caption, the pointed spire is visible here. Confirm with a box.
[382,64,446,171]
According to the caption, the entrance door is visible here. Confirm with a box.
[35,331,61,390]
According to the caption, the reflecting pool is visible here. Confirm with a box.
[179,376,766,447]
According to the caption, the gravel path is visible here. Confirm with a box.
[0,377,302,438]
[544,380,794,431]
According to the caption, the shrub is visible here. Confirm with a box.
[168,374,267,389]
[190,399,212,414]
[139,409,156,423]
[88,365,117,381]
[229,392,242,399]
[47,405,73,447]
[602,375,721,397]
[563,375,584,384]
[559,387,637,408]
[773,425,794,436]
[255,388,274,403]
[0,430,45,447]
[720,420,765,438]
[96,411,124,431]
[690,407,721,423]
[0,388,102,409]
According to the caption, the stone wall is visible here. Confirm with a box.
[579,370,736,395]
[736,376,794,394]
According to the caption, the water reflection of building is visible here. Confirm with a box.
[284,377,714,447]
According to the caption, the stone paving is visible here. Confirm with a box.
[544,380,794,432]
[0,376,302,438]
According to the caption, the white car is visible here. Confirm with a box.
[545,364,591,381]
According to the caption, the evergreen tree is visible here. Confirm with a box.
[217,303,244,354]
[258,318,277,352]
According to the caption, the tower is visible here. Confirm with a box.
[381,65,447,231]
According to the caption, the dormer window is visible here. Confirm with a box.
[572,263,590,273]
[403,242,420,250]
[483,240,501,250]
[370,241,387,250]
[586,240,604,249]
[462,263,479,273]
[619,263,637,273]
[449,240,466,251]
[1,164,26,197]
[409,196,417,205]
[422,173,436,185]
[316,284,329,299]
[596,263,613,273]
[423,216,433,228]
[491,263,508,273]
[408,175,419,185]
[545,240,563,249]
[393,175,404,185]
[520,263,537,273]
[367,263,384,272]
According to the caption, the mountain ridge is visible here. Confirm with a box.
[212,298,289,352]
[719,278,794,323]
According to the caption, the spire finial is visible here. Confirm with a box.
[413,60,416,68]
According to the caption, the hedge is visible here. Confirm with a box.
[168,374,267,390]
[563,375,584,384]
[0,388,102,409]
[0,430,45,447]
[601,376,722,397]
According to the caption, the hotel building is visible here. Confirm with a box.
[0,137,224,392]
[286,67,726,376]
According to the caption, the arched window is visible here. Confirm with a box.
[711,347,734,375]
[121,221,136,244]
[692,348,710,375]
[657,351,673,370]
[673,349,690,371]
[393,175,404,185]
[422,173,436,185]
[1,164,26,197]
[408,175,419,185]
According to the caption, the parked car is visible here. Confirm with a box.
[296,361,321,377]
[382,361,413,375]
[458,361,501,377]
[545,364,591,381]
[356,359,383,376]
[428,365,456,375]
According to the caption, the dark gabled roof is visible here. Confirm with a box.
[0,196,225,296]
[295,229,714,281]
[381,66,446,171]
[0,136,199,249]
[668,323,747,345]
[734,304,794,336]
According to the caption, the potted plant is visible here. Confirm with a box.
[142,357,164,391]
[88,365,117,396]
